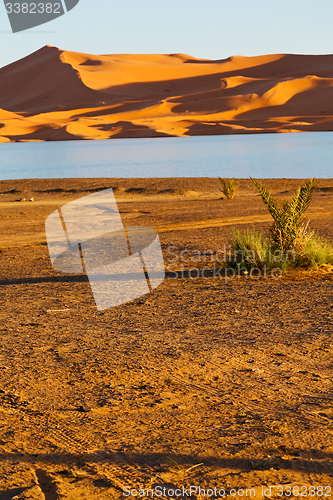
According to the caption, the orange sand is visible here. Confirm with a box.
[0,46,333,142]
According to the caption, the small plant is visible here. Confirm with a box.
[218,177,239,199]
[165,457,203,474]
[165,457,181,470]
[228,228,292,271]
[251,178,316,252]
[227,179,333,271]
[229,228,270,269]
[301,233,333,268]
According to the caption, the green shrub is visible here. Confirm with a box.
[219,177,239,199]
[228,228,333,271]
[228,228,293,271]
[301,234,333,268]
[251,177,315,252]
[227,179,333,272]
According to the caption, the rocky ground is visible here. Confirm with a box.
[0,177,332,499]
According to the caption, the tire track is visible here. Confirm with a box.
[88,459,151,493]
[44,415,99,453]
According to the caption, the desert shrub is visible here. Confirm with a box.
[251,177,316,252]
[228,228,292,271]
[228,228,333,271]
[227,178,333,272]
[219,177,239,199]
[300,234,333,268]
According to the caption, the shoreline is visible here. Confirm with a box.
[1,127,333,144]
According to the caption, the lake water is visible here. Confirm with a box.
[0,132,333,180]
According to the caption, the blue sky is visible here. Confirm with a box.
[0,0,332,68]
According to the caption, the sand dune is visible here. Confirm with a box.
[0,45,333,142]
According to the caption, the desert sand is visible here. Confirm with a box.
[1,46,333,142]
[0,177,332,498]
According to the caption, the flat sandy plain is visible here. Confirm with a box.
[0,177,332,499]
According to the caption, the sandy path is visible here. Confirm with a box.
[1,207,331,248]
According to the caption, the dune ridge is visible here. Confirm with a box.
[0,45,333,142]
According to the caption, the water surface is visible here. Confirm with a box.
[0,132,333,180]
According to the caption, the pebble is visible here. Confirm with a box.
[77,404,91,413]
